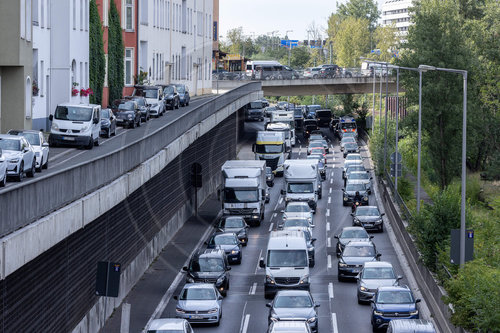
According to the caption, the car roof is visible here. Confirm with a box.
[346,241,374,247]
[389,319,436,332]
[364,261,393,268]
[342,226,366,232]
[199,249,226,258]
[275,290,312,297]
[377,286,411,292]
[212,232,238,238]
[287,201,310,207]
[0,134,23,140]
[182,283,215,289]
[148,318,186,330]
[7,129,40,135]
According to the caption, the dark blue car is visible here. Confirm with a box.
[371,286,420,331]
[205,232,242,264]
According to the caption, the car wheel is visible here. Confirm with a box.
[0,173,5,187]
[130,120,136,129]
[86,137,93,150]
[186,101,189,106]
[113,126,117,136]
[43,155,49,169]
[338,275,344,282]
[379,224,384,232]
[94,136,100,146]
[137,117,141,127]
[16,162,24,182]
[264,291,273,299]
[27,159,36,177]
[106,128,111,138]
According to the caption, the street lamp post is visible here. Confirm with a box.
[419,64,468,267]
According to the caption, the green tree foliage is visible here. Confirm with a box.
[222,27,257,58]
[337,0,380,32]
[89,0,105,105]
[107,1,124,105]
[334,17,370,67]
[373,24,399,62]
[279,47,310,69]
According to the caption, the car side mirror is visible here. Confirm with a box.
[310,224,315,228]
[49,114,53,121]
[252,144,256,152]
[259,258,265,268]
[42,142,49,147]
[280,210,285,213]
[334,235,339,239]
[355,274,360,280]
[245,225,250,229]
[311,238,317,243]
[23,147,30,153]
[369,235,374,239]
[280,189,286,195]
[182,266,188,271]
[266,303,272,308]
[416,298,421,303]
[350,213,354,217]
[204,241,208,245]
[381,213,385,217]
[396,275,403,281]
[314,302,320,308]
[218,295,223,300]
[93,118,99,124]
[173,296,178,300]
[376,253,382,258]
[227,266,231,271]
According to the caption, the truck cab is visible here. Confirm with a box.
[254,131,288,176]
[270,111,296,146]
[265,122,292,152]
[282,160,322,212]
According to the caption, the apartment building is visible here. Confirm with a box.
[382,0,413,43]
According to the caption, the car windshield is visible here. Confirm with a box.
[163,86,174,94]
[341,229,369,239]
[255,144,283,154]
[283,219,309,228]
[55,106,93,121]
[343,132,356,138]
[267,250,308,267]
[309,142,323,149]
[347,167,366,174]
[343,245,375,257]
[211,235,238,245]
[274,295,313,308]
[349,173,369,180]
[342,137,356,144]
[356,207,380,216]
[346,155,361,161]
[118,102,136,111]
[101,109,110,118]
[17,133,40,145]
[307,155,321,161]
[224,189,259,203]
[134,98,146,106]
[148,330,184,333]
[362,267,395,279]
[341,123,357,129]
[176,85,185,93]
[376,291,414,304]
[287,183,314,194]
[344,144,358,150]
[179,288,216,300]
[190,258,224,272]
[309,135,322,141]
[346,183,366,192]
[285,204,310,213]
[144,90,158,98]
[294,109,302,117]
[0,138,21,151]
[221,217,245,228]
[250,102,263,109]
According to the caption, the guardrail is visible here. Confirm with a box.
[0,82,261,237]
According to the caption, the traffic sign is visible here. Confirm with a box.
[450,229,474,264]
[390,164,402,177]
[280,40,299,49]
[390,152,402,163]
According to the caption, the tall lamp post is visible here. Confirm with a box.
[419,65,468,267]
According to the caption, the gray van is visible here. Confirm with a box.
[387,319,436,333]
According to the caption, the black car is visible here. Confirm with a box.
[318,65,340,78]
[267,290,320,333]
[343,181,369,206]
[214,216,249,246]
[334,226,373,257]
[266,166,275,187]
[100,108,117,138]
[182,249,231,296]
[337,240,381,281]
[303,119,319,139]
[111,99,141,128]
[175,84,190,106]
[352,206,385,232]
[162,85,180,110]
[127,96,150,121]
[205,232,242,264]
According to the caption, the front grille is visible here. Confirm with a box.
[228,208,254,215]
[275,277,300,285]
[184,310,212,314]
[260,157,279,170]
[383,312,411,317]
[59,129,67,133]
[347,264,363,268]
[195,278,217,283]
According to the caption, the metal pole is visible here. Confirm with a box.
[417,70,422,213]
[459,72,467,268]
[379,68,382,131]
[395,68,400,193]
[372,67,376,133]
[384,64,389,169]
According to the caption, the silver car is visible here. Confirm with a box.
[0,134,36,181]
[347,171,372,194]
[268,320,312,333]
[146,318,194,333]
[267,290,320,332]
[340,136,356,151]
[0,148,7,187]
[357,261,402,304]
[174,283,223,326]
[8,129,49,171]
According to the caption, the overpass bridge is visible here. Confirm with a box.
[213,76,400,96]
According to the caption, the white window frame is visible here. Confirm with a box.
[124,48,134,86]
[102,0,108,26]
[124,0,134,31]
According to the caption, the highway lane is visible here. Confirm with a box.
[2,96,214,188]
[154,121,427,333]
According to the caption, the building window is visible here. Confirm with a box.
[125,48,134,85]
[21,0,26,38]
[41,0,45,27]
[73,0,76,29]
[32,0,39,26]
[25,77,32,119]
[104,54,108,87]
[80,0,83,30]
[140,0,147,25]
[40,60,44,95]
[102,0,108,26]
[125,0,133,30]
[26,0,32,41]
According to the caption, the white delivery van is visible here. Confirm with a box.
[259,230,310,299]
[49,103,101,149]
[282,159,322,212]
[270,110,295,146]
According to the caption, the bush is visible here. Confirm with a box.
[397,175,413,202]
[107,1,124,105]
[89,0,105,104]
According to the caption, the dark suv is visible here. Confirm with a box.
[111,99,141,128]
[161,85,180,110]
[182,249,231,296]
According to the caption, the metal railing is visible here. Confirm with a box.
[384,169,413,221]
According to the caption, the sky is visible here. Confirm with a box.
[219,0,385,42]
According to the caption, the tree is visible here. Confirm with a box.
[88,0,105,105]
[337,0,380,32]
[334,17,370,67]
[373,24,399,62]
[280,47,310,69]
[223,27,257,58]
[107,1,124,105]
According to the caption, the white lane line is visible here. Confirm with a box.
[274,201,279,211]
[142,223,214,332]
[239,302,248,333]
[241,314,251,333]
[327,237,331,248]
[327,255,332,268]
[48,148,75,162]
[326,222,330,231]
[331,313,339,333]
[328,282,334,299]
[50,150,88,168]
[255,249,263,274]
[268,223,274,232]
[330,178,333,184]
[279,197,283,205]
[329,188,332,194]
[328,197,331,204]
[249,283,257,295]
[272,212,277,220]
[331,171,334,177]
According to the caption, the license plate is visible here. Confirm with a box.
[365,223,373,227]
[190,315,202,319]
[62,136,75,141]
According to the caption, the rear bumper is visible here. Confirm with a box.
[49,133,91,146]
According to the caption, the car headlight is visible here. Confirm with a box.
[266,275,275,284]
[339,262,347,267]
[231,250,239,255]
[410,309,419,316]
[237,229,245,236]
[207,308,219,314]
[360,286,367,291]
[299,275,309,284]
[285,197,291,202]
[307,317,317,323]
[127,114,133,119]
[186,276,194,283]
[363,196,368,201]
[81,125,89,132]
[175,307,186,314]
[252,208,259,213]
[374,310,383,316]
[343,197,348,201]
[51,122,59,130]
[216,276,225,285]
[353,218,360,224]
[270,316,279,322]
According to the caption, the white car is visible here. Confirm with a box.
[146,318,194,333]
[0,134,36,181]
[8,130,49,171]
[0,148,7,187]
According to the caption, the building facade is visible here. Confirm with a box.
[138,0,213,95]
[0,0,33,133]
[31,0,90,131]
[382,0,413,43]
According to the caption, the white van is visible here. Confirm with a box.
[49,103,101,149]
[259,230,310,299]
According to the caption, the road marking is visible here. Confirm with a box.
[326,210,330,218]
[327,237,331,248]
[249,283,257,295]
[331,313,339,333]
[274,201,279,211]
[255,249,263,274]
[327,255,332,268]
[329,188,332,194]
[328,197,331,204]
[328,282,334,299]
[48,148,74,162]
[142,222,214,332]
[239,302,248,333]
[272,212,277,220]
[326,222,330,231]
[279,197,283,205]
[241,314,251,333]
[268,223,274,232]
[330,178,333,184]
[331,171,334,177]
